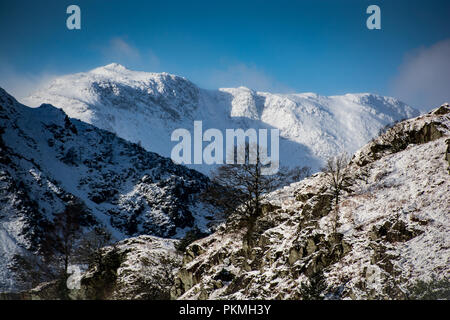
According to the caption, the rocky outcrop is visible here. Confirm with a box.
[289,233,351,277]
[72,236,181,300]
[368,218,423,243]
[171,104,450,300]
[69,247,126,300]
[353,103,449,167]
[26,236,181,300]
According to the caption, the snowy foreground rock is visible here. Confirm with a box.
[169,104,449,300]
[0,88,213,292]
[25,63,419,174]
[22,236,181,300]
[29,103,449,300]
[69,236,181,300]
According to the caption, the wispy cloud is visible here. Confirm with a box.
[108,37,141,62]
[206,63,292,93]
[101,37,160,71]
[0,62,58,104]
[391,38,450,112]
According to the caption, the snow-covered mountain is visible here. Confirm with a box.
[0,87,213,292]
[25,63,419,174]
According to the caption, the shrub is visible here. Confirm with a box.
[299,270,328,300]
[407,276,450,300]
[175,227,207,252]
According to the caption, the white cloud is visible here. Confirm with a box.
[102,37,160,71]
[391,38,450,112]
[0,63,58,104]
[0,38,162,103]
[108,37,141,62]
[206,63,292,93]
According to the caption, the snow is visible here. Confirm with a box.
[175,106,450,299]
[24,64,419,175]
[89,235,181,300]
[0,63,444,298]
[0,228,22,291]
[0,87,212,292]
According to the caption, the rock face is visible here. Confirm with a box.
[171,104,450,300]
[0,87,213,292]
[69,236,181,300]
[353,103,450,166]
[27,236,182,300]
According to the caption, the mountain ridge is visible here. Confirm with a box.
[25,64,419,175]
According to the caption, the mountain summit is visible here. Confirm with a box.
[25,64,419,174]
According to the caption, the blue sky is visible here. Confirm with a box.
[0,0,449,111]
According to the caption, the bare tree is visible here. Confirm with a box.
[323,152,351,206]
[329,205,340,234]
[12,201,89,297]
[284,166,311,184]
[43,201,86,278]
[74,226,114,266]
[203,144,283,218]
[202,143,301,246]
[11,251,58,290]
[322,153,351,234]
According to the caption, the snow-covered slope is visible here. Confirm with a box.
[0,87,213,292]
[171,104,450,300]
[25,64,419,174]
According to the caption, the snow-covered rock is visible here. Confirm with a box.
[70,235,182,300]
[26,235,182,300]
[0,87,213,292]
[25,64,419,174]
[171,104,450,300]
